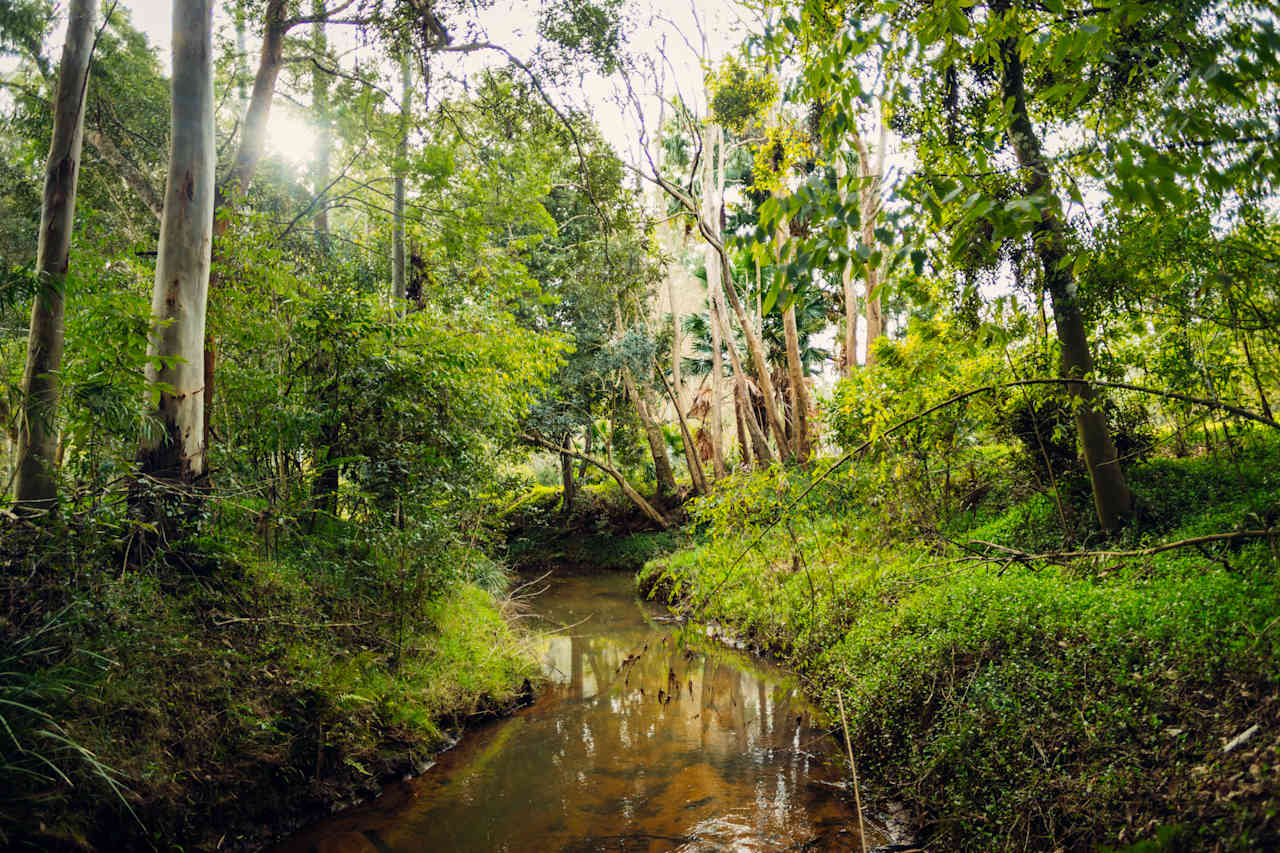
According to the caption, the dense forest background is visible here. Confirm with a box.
[2,0,1279,849]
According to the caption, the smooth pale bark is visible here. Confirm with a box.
[391,56,411,303]
[203,0,289,462]
[139,0,216,483]
[668,271,685,412]
[701,124,727,477]
[623,366,678,500]
[853,120,887,364]
[652,172,792,461]
[834,154,858,375]
[781,304,811,461]
[774,194,812,462]
[12,0,95,511]
[999,28,1132,533]
[311,0,330,250]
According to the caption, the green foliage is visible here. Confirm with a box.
[706,56,777,133]
[644,430,1280,851]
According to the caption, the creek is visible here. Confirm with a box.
[276,569,887,852]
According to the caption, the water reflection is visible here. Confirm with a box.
[277,571,880,852]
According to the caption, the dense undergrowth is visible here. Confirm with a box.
[0,508,535,851]
[640,430,1280,852]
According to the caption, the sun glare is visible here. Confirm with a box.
[266,109,317,169]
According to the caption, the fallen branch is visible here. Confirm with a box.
[967,529,1276,564]
[835,686,868,852]
[521,432,670,530]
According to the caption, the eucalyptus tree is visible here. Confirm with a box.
[11,0,95,511]
[137,0,216,487]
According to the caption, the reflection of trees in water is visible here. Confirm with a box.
[305,621,856,851]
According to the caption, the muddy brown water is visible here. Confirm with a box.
[276,570,888,852]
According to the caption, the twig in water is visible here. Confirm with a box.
[835,686,867,851]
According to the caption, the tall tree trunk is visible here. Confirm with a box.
[781,304,811,461]
[668,269,685,412]
[652,172,792,461]
[701,124,727,478]
[854,120,887,365]
[559,431,576,519]
[999,27,1132,533]
[711,288,773,464]
[774,195,812,461]
[835,153,858,376]
[138,0,215,485]
[202,0,289,466]
[623,366,678,500]
[12,0,95,512]
[391,55,411,303]
[311,0,330,251]
[733,384,751,466]
[307,2,337,519]
[658,366,708,495]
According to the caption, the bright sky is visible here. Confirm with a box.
[102,0,747,170]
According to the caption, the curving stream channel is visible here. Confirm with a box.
[277,570,887,852]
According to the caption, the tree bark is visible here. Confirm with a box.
[668,262,685,412]
[853,121,887,364]
[711,288,773,464]
[138,0,216,485]
[774,194,812,461]
[623,366,678,500]
[701,124,727,478]
[559,431,576,518]
[658,364,708,495]
[781,303,811,461]
[311,0,330,251]
[835,154,858,375]
[391,55,411,303]
[651,171,792,461]
[12,0,95,512]
[999,29,1133,533]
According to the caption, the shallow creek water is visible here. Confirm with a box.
[277,570,887,852]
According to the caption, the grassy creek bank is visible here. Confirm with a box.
[0,512,539,852]
[637,433,1280,852]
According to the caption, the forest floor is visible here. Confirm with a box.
[0,511,537,852]
[639,431,1280,852]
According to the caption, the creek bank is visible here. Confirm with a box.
[275,568,897,852]
[1,523,540,853]
[636,440,1280,851]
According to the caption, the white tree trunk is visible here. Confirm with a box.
[13,0,95,510]
[391,56,411,303]
[139,0,215,483]
[701,123,727,478]
[311,0,330,250]
[834,153,858,376]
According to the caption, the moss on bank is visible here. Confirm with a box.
[639,435,1280,851]
[0,521,536,852]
